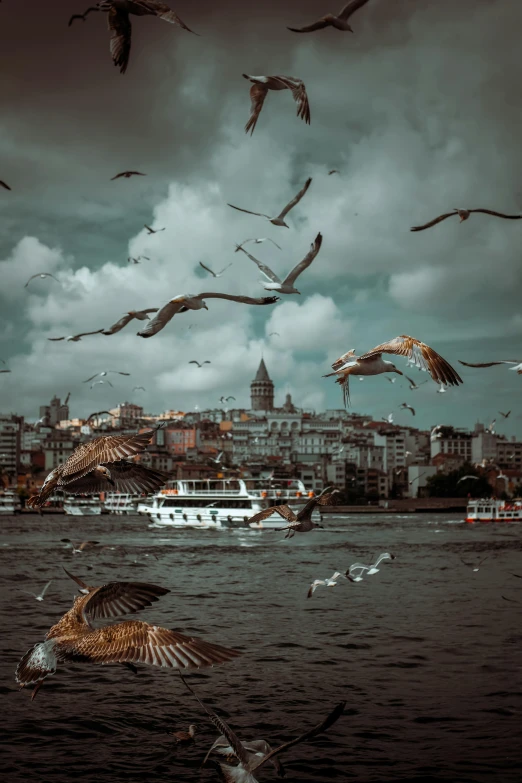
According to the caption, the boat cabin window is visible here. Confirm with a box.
[161,498,253,509]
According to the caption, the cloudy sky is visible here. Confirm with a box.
[1,0,522,435]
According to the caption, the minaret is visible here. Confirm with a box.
[250,359,274,411]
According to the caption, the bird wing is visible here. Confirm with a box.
[331,349,357,372]
[24,274,40,287]
[339,0,372,20]
[287,20,331,33]
[410,211,458,231]
[108,370,130,376]
[63,620,241,670]
[251,701,346,772]
[275,77,310,125]
[199,262,217,277]
[458,360,519,368]
[41,581,53,597]
[108,6,132,74]
[83,373,100,383]
[47,336,66,341]
[217,263,233,275]
[228,203,270,219]
[137,297,188,337]
[86,411,113,421]
[79,581,170,622]
[64,461,168,495]
[279,177,312,219]
[74,330,104,339]
[133,0,198,32]
[283,232,322,286]
[244,82,269,135]
[102,313,135,335]
[248,505,297,524]
[135,308,159,319]
[199,293,280,306]
[470,209,522,219]
[0,180,11,190]
[359,335,463,386]
[189,361,202,366]
[236,245,281,283]
[59,430,155,482]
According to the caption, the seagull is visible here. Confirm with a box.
[91,380,112,389]
[219,396,236,403]
[405,375,428,390]
[26,430,159,508]
[411,208,522,232]
[127,256,149,264]
[242,74,310,134]
[47,330,104,342]
[346,553,395,581]
[268,332,280,337]
[144,225,166,234]
[499,410,511,419]
[24,273,59,288]
[248,486,337,538]
[85,411,114,422]
[199,262,232,278]
[0,180,11,190]
[460,556,488,572]
[20,581,53,602]
[307,572,343,599]
[328,169,340,175]
[111,171,146,180]
[69,1,198,74]
[102,309,159,335]
[189,360,211,368]
[137,293,279,337]
[179,670,345,783]
[381,414,394,424]
[61,540,100,554]
[237,232,322,294]
[133,386,146,391]
[15,570,240,700]
[325,335,463,406]
[172,725,197,744]
[288,0,371,34]
[459,359,522,374]
[209,452,223,464]
[409,472,426,486]
[228,177,311,227]
[235,238,282,252]
[486,419,496,434]
[385,377,397,384]
[399,403,415,416]
[83,370,131,383]
[0,369,11,374]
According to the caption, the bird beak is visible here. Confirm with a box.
[395,369,403,375]
[204,304,209,310]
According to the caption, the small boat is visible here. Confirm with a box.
[63,495,103,516]
[466,498,522,522]
[103,492,140,515]
[0,489,21,515]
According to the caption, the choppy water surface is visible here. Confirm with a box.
[1,513,521,783]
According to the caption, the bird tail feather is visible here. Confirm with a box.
[218,764,258,783]
[15,640,58,688]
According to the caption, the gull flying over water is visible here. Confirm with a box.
[61,540,100,554]
[20,581,53,602]
[25,273,59,288]
[236,232,322,294]
[180,670,344,783]
[460,556,488,572]
[248,486,338,537]
[144,224,165,234]
[102,309,158,335]
[235,238,282,252]
[137,292,279,337]
[459,359,522,375]
[242,74,310,134]
[69,1,198,75]
[16,570,240,700]
[411,208,522,232]
[0,180,11,190]
[328,169,340,175]
[199,262,232,278]
[325,335,463,406]
[110,170,146,180]
[399,403,415,416]
[346,553,395,582]
[83,370,131,383]
[288,0,371,34]
[48,330,104,342]
[228,177,311,227]
[308,572,343,599]
[128,256,149,264]
[189,360,211,368]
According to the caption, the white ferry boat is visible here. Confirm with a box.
[0,489,21,515]
[137,477,311,530]
[103,492,140,515]
[466,498,522,523]
[63,495,103,516]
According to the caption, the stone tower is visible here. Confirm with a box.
[250,359,274,411]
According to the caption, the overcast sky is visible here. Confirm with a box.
[1,0,522,436]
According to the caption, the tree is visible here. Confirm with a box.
[426,464,492,498]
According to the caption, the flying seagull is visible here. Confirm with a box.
[228,177,311,227]
[219,396,236,403]
[235,238,282,252]
[85,411,114,422]
[288,0,371,34]
[111,171,146,180]
[91,380,113,389]
[15,570,240,700]
[137,293,279,337]
[209,451,223,465]
[405,375,428,390]
[132,386,146,391]
[128,256,149,264]
[346,553,395,582]
[460,556,488,572]
[325,335,463,406]
[48,330,104,342]
[307,572,344,599]
[248,486,338,538]
[381,413,394,424]
[0,180,11,190]
[189,360,211,368]
[199,262,232,278]
[83,370,131,383]
[102,309,159,335]
[411,208,522,232]
[69,1,198,74]
[399,403,415,416]
[499,410,511,419]
[328,169,340,175]
[269,332,280,337]
[179,670,345,783]
[24,273,59,288]
[459,359,522,374]
[144,225,165,234]
[0,369,12,374]
[457,475,479,484]
[20,581,53,602]
[242,74,310,135]
[236,232,322,294]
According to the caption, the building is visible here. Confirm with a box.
[0,414,23,479]
[250,359,274,411]
[430,426,472,463]
[39,394,69,427]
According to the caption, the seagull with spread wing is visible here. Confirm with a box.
[236,232,322,294]
[499,410,511,419]
[16,570,240,700]
[20,581,53,602]
[85,411,114,422]
[111,170,146,180]
[91,380,113,389]
[133,386,146,391]
[411,208,522,232]
[235,238,282,252]
[25,273,59,288]
[288,0,371,34]
[228,177,311,227]
[199,262,232,278]
[459,359,522,374]
[137,293,279,337]
[144,224,165,234]
[307,572,344,599]
[325,336,463,406]
[189,360,211,368]
[48,330,104,342]
[69,1,198,74]
[405,375,428,390]
[328,169,340,175]
[248,487,337,537]
[102,309,159,335]
[399,403,415,416]
[242,74,310,135]
[83,370,131,383]
[180,670,344,783]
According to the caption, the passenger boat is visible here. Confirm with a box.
[63,495,103,516]
[0,489,21,515]
[137,477,311,530]
[103,492,140,515]
[466,498,522,523]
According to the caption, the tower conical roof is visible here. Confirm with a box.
[254,358,271,382]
